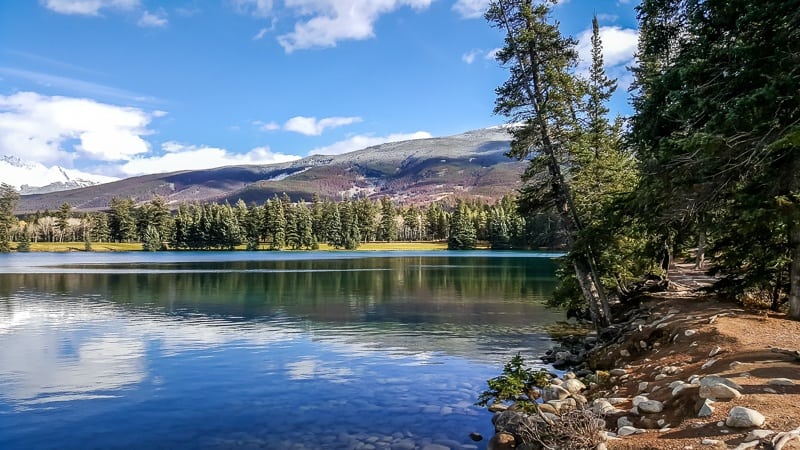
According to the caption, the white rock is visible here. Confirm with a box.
[654,374,668,381]
[550,378,564,385]
[606,397,627,405]
[726,406,766,428]
[699,383,741,400]
[697,399,715,417]
[620,349,631,357]
[544,384,571,401]
[592,400,616,415]
[662,366,682,375]
[700,376,743,391]
[744,429,774,442]
[767,378,794,386]
[729,361,746,369]
[702,438,719,445]
[638,400,664,414]
[764,387,778,394]
[685,329,697,336]
[709,346,722,357]
[639,340,648,349]
[701,358,719,370]
[638,382,649,393]
[617,426,642,436]
[669,380,685,389]
[617,416,633,429]
[657,419,666,427]
[564,371,577,380]
[632,395,648,407]
[563,378,586,394]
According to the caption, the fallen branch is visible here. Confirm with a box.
[773,426,800,450]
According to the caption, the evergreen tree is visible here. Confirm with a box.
[109,197,137,243]
[0,183,19,253]
[377,197,397,241]
[487,0,610,327]
[448,201,477,250]
[55,202,72,242]
[17,228,31,252]
[142,225,162,251]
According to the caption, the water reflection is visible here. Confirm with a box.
[0,253,563,449]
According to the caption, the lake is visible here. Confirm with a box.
[0,251,563,449]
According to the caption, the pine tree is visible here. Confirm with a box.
[487,0,610,327]
[109,197,137,243]
[0,183,19,253]
[448,201,477,250]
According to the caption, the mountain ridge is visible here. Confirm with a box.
[14,127,523,214]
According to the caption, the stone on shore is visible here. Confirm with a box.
[725,406,766,428]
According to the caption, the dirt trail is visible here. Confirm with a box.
[590,263,800,450]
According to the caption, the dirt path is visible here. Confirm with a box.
[589,265,800,450]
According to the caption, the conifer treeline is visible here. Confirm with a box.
[8,193,564,251]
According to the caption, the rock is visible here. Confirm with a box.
[672,383,689,397]
[701,438,720,445]
[697,399,715,417]
[606,397,627,405]
[620,349,631,357]
[709,346,722,357]
[595,444,607,450]
[700,376,743,391]
[617,426,644,436]
[764,387,778,394]
[685,329,698,336]
[564,371,577,380]
[564,378,586,394]
[617,416,633,429]
[767,378,794,386]
[701,358,719,370]
[638,382,649,393]
[657,419,666,427]
[726,406,766,428]
[699,383,742,400]
[654,374,668,381]
[488,403,508,413]
[744,429,774,442]
[543,384,571,401]
[638,400,664,414]
[610,368,627,376]
[632,395,649,407]
[662,366,682,375]
[550,378,564,385]
[592,400,616,415]
[487,432,515,450]
[469,432,483,442]
[639,340,648,350]
[729,361,746,370]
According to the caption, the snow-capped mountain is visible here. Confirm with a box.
[0,155,118,195]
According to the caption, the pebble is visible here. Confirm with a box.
[610,368,627,376]
[701,438,719,445]
[701,358,718,370]
[685,329,697,337]
[709,346,722,357]
[638,382,649,393]
[617,426,643,436]
[638,400,664,414]
[620,349,631,357]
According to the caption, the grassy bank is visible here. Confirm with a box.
[10,241,455,253]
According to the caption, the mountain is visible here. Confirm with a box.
[0,155,117,195]
[15,127,523,214]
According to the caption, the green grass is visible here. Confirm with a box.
[10,241,456,252]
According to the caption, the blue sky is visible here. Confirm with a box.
[0,0,640,182]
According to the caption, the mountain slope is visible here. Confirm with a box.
[0,155,117,194]
[15,128,523,214]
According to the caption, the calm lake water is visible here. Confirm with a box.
[0,251,563,449]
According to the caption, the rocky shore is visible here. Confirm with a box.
[483,265,800,450]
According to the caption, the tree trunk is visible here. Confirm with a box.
[789,221,800,319]
[694,229,706,270]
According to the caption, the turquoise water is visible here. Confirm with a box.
[0,251,562,449]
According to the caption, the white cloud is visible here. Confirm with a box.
[0,91,156,164]
[253,28,269,40]
[0,67,158,103]
[309,131,431,155]
[283,115,362,136]
[257,120,281,131]
[41,0,140,16]
[277,0,433,52]
[595,13,619,23]
[461,49,481,64]
[231,0,273,18]
[576,25,639,87]
[137,9,168,28]
[452,0,489,19]
[462,47,500,64]
[119,142,300,176]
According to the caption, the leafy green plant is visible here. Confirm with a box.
[476,354,551,413]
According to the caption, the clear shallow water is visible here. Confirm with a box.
[0,251,562,449]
